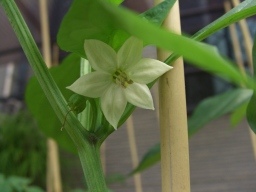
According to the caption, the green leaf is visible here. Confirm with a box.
[96,0,254,87]
[58,0,176,57]
[25,54,80,153]
[107,0,123,4]
[140,0,176,26]
[0,174,4,184]
[27,186,44,192]
[0,184,12,192]
[188,88,253,136]
[246,91,256,133]
[57,0,127,57]
[230,102,248,126]
[246,35,256,133]
[129,143,160,175]
[253,34,256,75]
[7,176,31,190]
[193,0,256,41]
[130,89,253,175]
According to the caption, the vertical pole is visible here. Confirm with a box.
[39,0,62,191]
[155,1,191,191]
[232,0,253,70]
[224,1,245,76]
[2,63,15,98]
[126,116,143,192]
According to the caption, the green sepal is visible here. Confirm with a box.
[68,94,88,115]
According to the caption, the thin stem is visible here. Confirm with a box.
[0,2,109,190]
[78,142,108,192]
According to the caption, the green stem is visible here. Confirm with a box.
[78,141,108,192]
[0,0,89,141]
[0,1,109,190]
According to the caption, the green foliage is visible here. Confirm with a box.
[57,0,128,57]
[94,0,254,87]
[0,111,46,188]
[57,0,176,56]
[246,35,256,133]
[0,173,44,192]
[230,103,248,126]
[141,0,176,26]
[253,34,256,76]
[188,88,253,135]
[25,54,80,153]
[248,107,256,130]
[192,0,256,41]
[107,0,123,4]
[130,88,253,175]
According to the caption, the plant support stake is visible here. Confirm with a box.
[39,0,63,191]
[156,0,191,191]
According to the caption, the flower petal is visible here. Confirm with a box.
[117,37,143,69]
[67,71,112,98]
[101,84,127,129]
[84,39,117,73]
[124,83,154,110]
[127,58,172,84]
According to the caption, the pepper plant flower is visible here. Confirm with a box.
[67,37,172,129]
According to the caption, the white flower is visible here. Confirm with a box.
[67,37,172,129]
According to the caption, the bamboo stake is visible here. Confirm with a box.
[225,0,256,162]
[155,0,191,191]
[224,1,246,76]
[126,116,143,192]
[39,0,63,191]
[232,0,253,70]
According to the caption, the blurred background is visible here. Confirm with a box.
[0,0,256,191]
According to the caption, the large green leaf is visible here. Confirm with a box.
[246,35,256,133]
[57,0,121,57]
[188,88,253,136]
[246,91,256,133]
[25,54,80,153]
[108,0,123,4]
[96,0,254,87]
[230,102,248,126]
[140,0,176,26]
[130,88,253,175]
[57,0,176,56]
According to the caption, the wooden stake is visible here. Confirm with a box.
[39,0,63,191]
[155,1,191,191]
[224,1,246,76]
[126,116,143,192]
[232,0,253,71]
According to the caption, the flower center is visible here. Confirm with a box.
[113,69,133,88]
